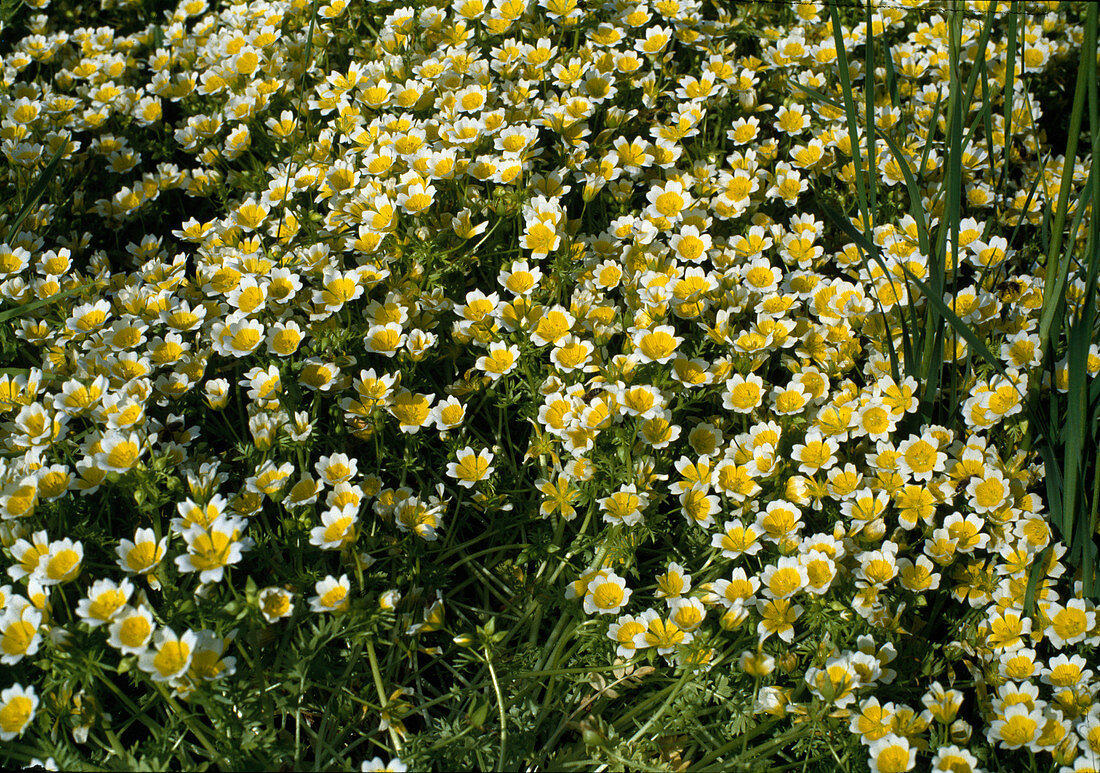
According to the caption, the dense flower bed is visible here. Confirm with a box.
[0,0,1097,770]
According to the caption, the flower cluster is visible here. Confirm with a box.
[0,0,1096,770]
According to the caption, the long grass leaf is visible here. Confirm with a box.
[921,4,996,423]
[1076,2,1100,594]
[913,86,945,255]
[1003,1,1018,170]
[863,1,877,231]
[1063,324,1090,548]
[980,51,997,192]
[825,1,914,383]
[876,130,929,257]
[916,5,964,415]
[991,2,1022,224]
[814,199,908,381]
[958,5,996,118]
[1039,442,1066,533]
[1037,28,1092,347]
[1006,164,1046,252]
[883,38,900,110]
[788,82,841,111]
[1,144,65,244]
[1090,457,1100,596]
[829,1,870,236]
[1062,171,1094,275]
[0,283,87,324]
[1023,546,1051,617]
[1016,545,1051,615]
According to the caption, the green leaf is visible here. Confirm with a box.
[469,701,490,728]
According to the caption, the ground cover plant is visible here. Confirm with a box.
[0,0,1098,769]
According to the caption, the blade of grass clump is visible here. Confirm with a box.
[871,114,950,417]
[825,0,916,384]
[891,255,1068,609]
[818,0,1082,598]
[1074,2,1100,594]
[917,2,979,420]
[1030,1,1099,598]
[828,0,871,240]
[925,1,995,266]
[892,259,1059,445]
[872,124,944,419]
[1036,21,1092,350]
[935,4,996,420]
[883,256,1005,372]
[862,123,930,384]
[860,0,911,385]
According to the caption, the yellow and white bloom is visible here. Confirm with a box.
[866,733,916,773]
[138,627,198,683]
[583,570,632,616]
[0,605,42,665]
[309,504,359,551]
[258,587,294,623]
[0,683,37,741]
[76,578,134,627]
[309,574,351,614]
[446,447,495,489]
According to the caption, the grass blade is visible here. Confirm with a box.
[814,198,909,382]
[1,144,65,244]
[863,1,877,233]
[828,1,871,237]
[1036,17,1093,348]
[1036,1,1099,597]
[876,129,929,257]
[883,38,900,111]
[0,282,88,324]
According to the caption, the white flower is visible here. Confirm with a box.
[361,757,407,772]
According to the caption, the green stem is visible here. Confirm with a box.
[366,640,403,753]
[508,660,644,680]
[742,677,762,756]
[487,652,508,771]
